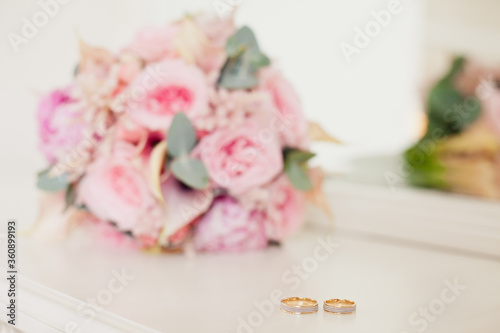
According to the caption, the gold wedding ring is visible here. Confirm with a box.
[280,297,318,315]
[323,299,356,314]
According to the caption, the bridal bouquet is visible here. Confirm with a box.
[405,56,500,199]
[36,13,334,252]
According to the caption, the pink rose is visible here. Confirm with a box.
[125,25,179,63]
[37,87,86,164]
[125,59,208,131]
[264,175,306,241]
[199,121,283,195]
[78,142,158,233]
[192,196,268,252]
[259,68,309,149]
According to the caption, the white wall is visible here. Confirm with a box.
[0,0,423,226]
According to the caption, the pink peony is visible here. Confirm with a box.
[125,25,179,63]
[88,217,142,249]
[125,59,208,131]
[192,196,268,252]
[264,175,306,241]
[259,68,309,149]
[78,142,158,233]
[37,88,86,164]
[198,121,283,195]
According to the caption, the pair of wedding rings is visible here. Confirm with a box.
[280,297,356,315]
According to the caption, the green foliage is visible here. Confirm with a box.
[283,149,315,191]
[167,113,197,158]
[403,142,448,190]
[218,26,270,90]
[424,56,481,139]
[170,156,209,190]
[36,169,68,192]
[166,113,209,190]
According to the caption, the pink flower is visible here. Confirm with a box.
[88,217,142,250]
[259,68,309,149]
[78,142,157,232]
[198,121,283,195]
[264,175,306,241]
[195,13,236,48]
[125,59,208,131]
[192,196,268,252]
[125,25,179,63]
[115,117,149,144]
[37,88,86,164]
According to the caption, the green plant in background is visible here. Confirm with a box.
[404,56,482,189]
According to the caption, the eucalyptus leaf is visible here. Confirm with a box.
[218,56,259,89]
[64,183,77,211]
[285,149,316,164]
[167,113,197,157]
[226,26,260,57]
[37,169,68,192]
[249,52,270,69]
[285,162,313,191]
[171,157,209,190]
[218,26,270,90]
[283,148,315,191]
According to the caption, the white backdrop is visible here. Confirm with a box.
[0,0,423,227]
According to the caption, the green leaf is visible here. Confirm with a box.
[249,52,270,69]
[440,56,466,84]
[285,161,313,191]
[404,142,448,189]
[423,56,481,138]
[218,26,270,90]
[64,183,77,211]
[167,113,197,157]
[283,149,315,191]
[171,156,209,190]
[285,149,316,164]
[37,169,69,192]
[226,26,260,56]
[218,57,259,89]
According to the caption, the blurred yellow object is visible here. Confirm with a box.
[438,122,500,199]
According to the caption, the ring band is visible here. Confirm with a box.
[323,299,356,314]
[280,297,318,315]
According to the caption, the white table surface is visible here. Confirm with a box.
[15,216,500,333]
